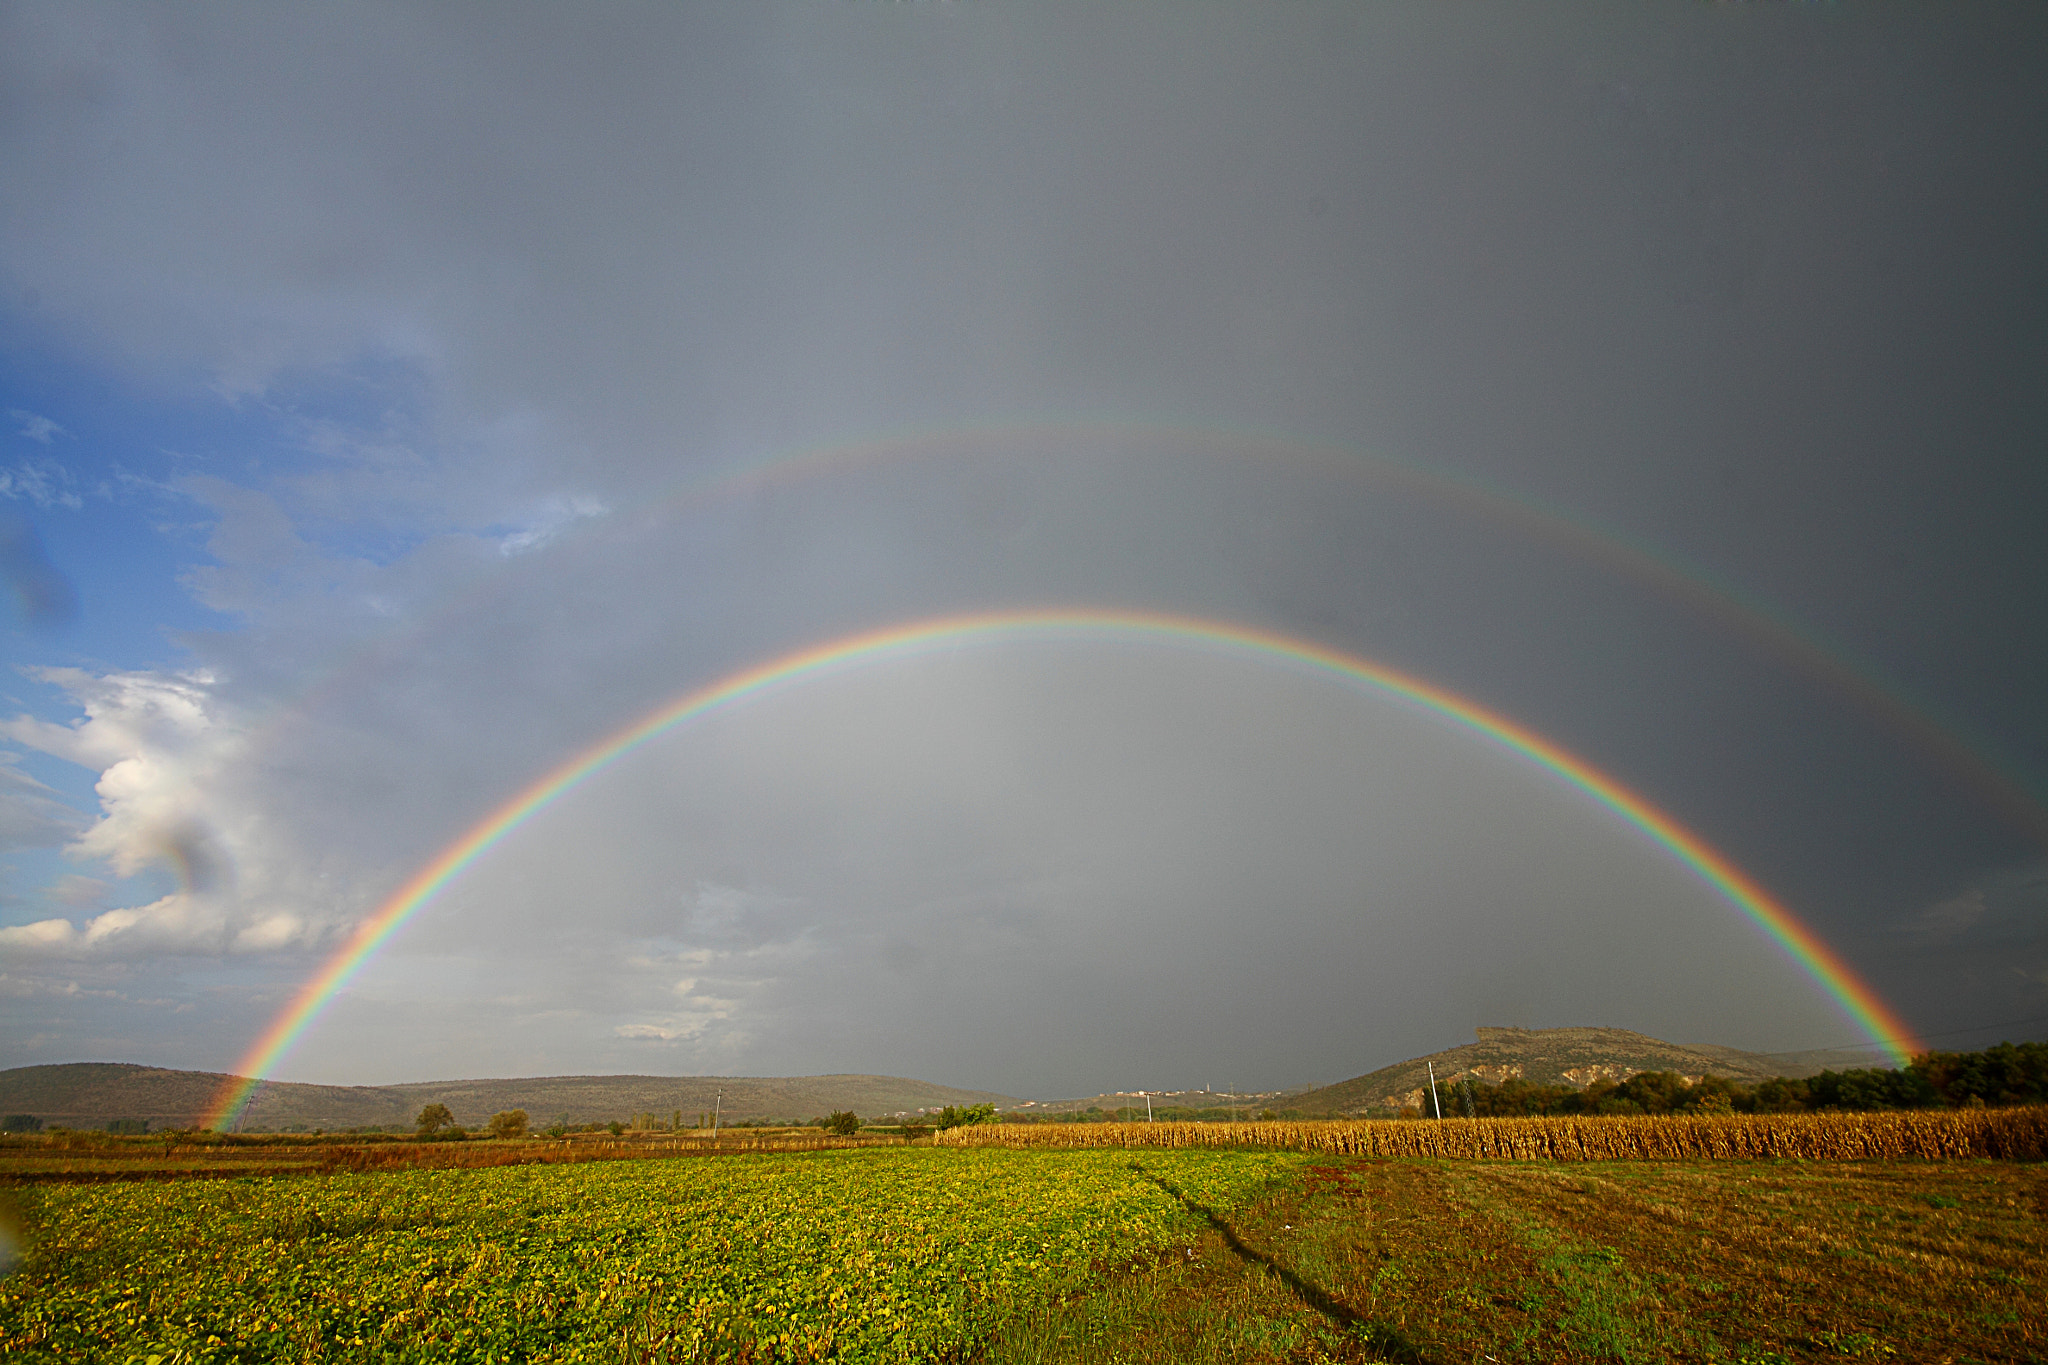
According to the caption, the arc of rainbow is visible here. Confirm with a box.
[668,417,2048,848]
[227,419,2048,856]
[205,608,1919,1129]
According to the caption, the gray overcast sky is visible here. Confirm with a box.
[1,2,2044,1096]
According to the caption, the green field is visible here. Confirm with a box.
[0,1147,1299,1363]
[4,1144,2043,1363]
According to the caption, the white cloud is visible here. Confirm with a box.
[1,896,210,958]
[497,494,610,557]
[233,913,308,953]
[613,995,744,1046]
[0,895,316,961]
[0,458,83,510]
[0,667,332,960]
[2,668,235,877]
[614,1022,692,1042]
[8,410,66,444]
[0,918,82,953]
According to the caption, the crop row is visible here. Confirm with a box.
[936,1107,2048,1161]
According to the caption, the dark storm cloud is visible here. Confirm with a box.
[1,2,2044,1083]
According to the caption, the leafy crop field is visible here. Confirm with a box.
[941,1108,2048,1161]
[0,1146,1300,1364]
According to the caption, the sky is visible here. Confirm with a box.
[1,1,2045,1100]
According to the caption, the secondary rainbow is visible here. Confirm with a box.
[225,419,2048,853]
[205,609,1920,1128]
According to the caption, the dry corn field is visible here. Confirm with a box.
[939,1107,2048,1160]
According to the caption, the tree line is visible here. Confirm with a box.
[397,1101,1000,1140]
[1410,1041,2047,1119]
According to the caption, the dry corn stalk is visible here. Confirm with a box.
[933,1108,2048,1161]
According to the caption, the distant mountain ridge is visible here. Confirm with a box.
[0,1063,1015,1131]
[1292,1027,1866,1117]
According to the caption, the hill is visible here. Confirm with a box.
[1291,1027,1845,1117]
[0,1063,1015,1132]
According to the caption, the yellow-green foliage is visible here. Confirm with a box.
[0,1147,1299,1364]
[938,1107,2048,1161]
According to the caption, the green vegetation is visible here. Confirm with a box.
[931,1103,997,1131]
[959,1044,2048,1129]
[1425,1041,2048,1120]
[0,1147,1296,1363]
[4,1124,2041,1361]
[1291,1026,1803,1117]
[822,1111,862,1137]
[983,1156,2046,1363]
[414,1103,458,1139]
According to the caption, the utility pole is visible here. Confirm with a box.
[1145,1093,1153,1122]
[1427,1062,1443,1120]
[712,1088,722,1137]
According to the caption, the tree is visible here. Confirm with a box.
[487,1109,529,1139]
[823,1110,861,1136]
[415,1103,455,1137]
[931,1103,997,1132]
[1613,1071,1687,1114]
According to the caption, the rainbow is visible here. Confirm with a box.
[204,608,1920,1128]
[230,420,2048,856]
[633,418,2048,848]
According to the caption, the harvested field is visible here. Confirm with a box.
[982,1154,2048,1363]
